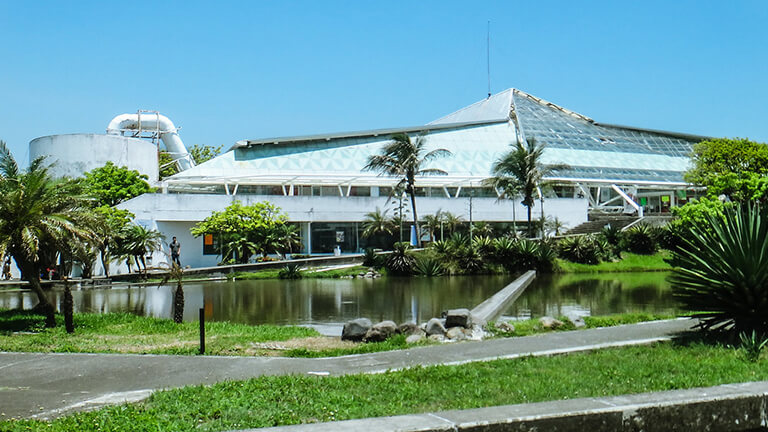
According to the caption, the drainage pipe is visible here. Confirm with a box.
[106,112,195,172]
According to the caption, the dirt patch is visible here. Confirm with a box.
[242,336,357,356]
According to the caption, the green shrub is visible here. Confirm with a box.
[278,263,302,279]
[623,224,658,255]
[385,242,416,275]
[557,235,602,265]
[534,240,558,273]
[471,235,495,259]
[672,203,768,334]
[413,256,446,277]
[739,330,768,362]
[454,246,486,274]
[362,248,378,267]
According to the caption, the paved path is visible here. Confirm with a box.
[0,318,695,420]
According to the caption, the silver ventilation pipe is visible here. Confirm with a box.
[106,111,195,172]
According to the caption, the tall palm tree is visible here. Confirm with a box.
[483,175,521,235]
[0,141,94,327]
[363,133,451,247]
[488,137,565,237]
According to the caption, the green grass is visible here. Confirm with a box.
[0,310,319,355]
[488,312,677,337]
[556,251,672,273]
[4,340,767,430]
[228,265,370,281]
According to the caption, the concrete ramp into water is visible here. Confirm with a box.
[471,270,536,324]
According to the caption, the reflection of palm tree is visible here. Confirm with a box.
[0,141,94,327]
[364,133,451,246]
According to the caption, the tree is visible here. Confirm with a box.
[363,133,451,247]
[190,201,291,264]
[83,162,153,207]
[123,224,165,276]
[488,137,564,237]
[684,138,768,189]
[90,206,134,277]
[159,144,223,178]
[421,211,444,242]
[0,141,94,327]
[362,208,396,238]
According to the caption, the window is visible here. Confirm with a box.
[202,234,221,255]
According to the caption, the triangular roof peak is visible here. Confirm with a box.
[429,88,514,125]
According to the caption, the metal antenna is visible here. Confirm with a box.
[487,20,491,99]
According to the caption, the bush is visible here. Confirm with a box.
[454,246,486,274]
[385,242,415,276]
[362,248,378,267]
[557,235,602,265]
[413,256,446,277]
[671,203,768,335]
[278,263,302,279]
[623,224,658,255]
[471,235,495,259]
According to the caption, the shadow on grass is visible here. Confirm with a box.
[0,309,47,334]
[670,328,740,349]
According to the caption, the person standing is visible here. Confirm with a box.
[169,236,181,266]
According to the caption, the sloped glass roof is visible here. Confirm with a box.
[167,89,707,187]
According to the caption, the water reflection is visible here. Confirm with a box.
[502,272,677,320]
[0,276,510,326]
[0,272,677,326]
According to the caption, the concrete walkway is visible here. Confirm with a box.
[0,318,695,420]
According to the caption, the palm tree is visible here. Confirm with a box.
[0,141,94,327]
[363,133,451,247]
[124,224,164,276]
[421,210,444,242]
[488,137,565,237]
[441,211,465,235]
[483,175,521,235]
[362,208,396,238]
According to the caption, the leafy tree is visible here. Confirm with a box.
[0,141,95,327]
[190,201,292,264]
[83,162,153,207]
[159,144,223,178]
[90,206,134,277]
[488,137,565,237]
[363,133,451,247]
[684,138,768,189]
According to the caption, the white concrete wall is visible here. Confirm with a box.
[29,134,159,182]
[119,193,588,230]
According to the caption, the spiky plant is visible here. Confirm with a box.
[671,204,768,335]
[471,235,495,259]
[413,256,445,277]
[623,224,658,255]
[557,235,602,265]
[278,263,303,279]
[385,242,416,276]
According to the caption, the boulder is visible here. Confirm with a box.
[405,334,424,344]
[565,312,586,329]
[363,320,397,343]
[341,318,372,342]
[539,316,564,330]
[425,318,447,336]
[445,327,466,341]
[397,322,420,336]
[445,308,472,329]
[495,321,516,333]
[428,334,445,342]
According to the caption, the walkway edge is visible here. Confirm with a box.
[248,380,768,432]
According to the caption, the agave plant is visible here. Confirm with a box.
[413,256,446,277]
[278,263,303,280]
[671,204,768,335]
[557,235,601,265]
[385,242,416,276]
[471,235,495,258]
[623,224,658,255]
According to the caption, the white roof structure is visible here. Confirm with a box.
[164,89,709,191]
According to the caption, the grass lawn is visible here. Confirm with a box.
[0,309,678,357]
[3,339,766,431]
[0,310,319,356]
[228,265,371,281]
[556,251,672,273]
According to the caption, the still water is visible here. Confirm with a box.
[0,272,677,327]
[502,272,677,320]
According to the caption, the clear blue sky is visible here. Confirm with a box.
[1,1,766,164]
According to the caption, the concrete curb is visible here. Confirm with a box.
[246,381,768,432]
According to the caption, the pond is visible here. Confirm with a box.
[0,272,678,331]
[502,271,677,320]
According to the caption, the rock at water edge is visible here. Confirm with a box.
[445,308,472,329]
[342,318,372,342]
[425,318,447,336]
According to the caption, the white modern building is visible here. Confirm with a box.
[115,88,707,269]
